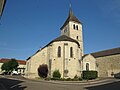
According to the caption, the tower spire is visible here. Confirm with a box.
[69,0,73,16]
[60,1,82,30]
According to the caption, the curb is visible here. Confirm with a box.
[23,78,120,86]
[35,79,118,85]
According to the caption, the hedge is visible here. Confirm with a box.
[82,71,98,80]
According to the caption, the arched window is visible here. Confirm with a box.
[70,47,73,58]
[76,25,78,30]
[58,46,61,57]
[73,24,75,29]
[86,63,89,71]
[77,36,79,40]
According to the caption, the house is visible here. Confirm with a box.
[0,58,26,74]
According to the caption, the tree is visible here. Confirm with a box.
[1,62,10,72]
[1,58,19,73]
[9,58,19,71]
[38,64,48,78]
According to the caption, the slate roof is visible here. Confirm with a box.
[91,47,120,58]
[0,0,6,16]
[82,54,88,59]
[40,35,80,51]
[48,35,80,46]
[0,58,26,65]
[60,8,82,30]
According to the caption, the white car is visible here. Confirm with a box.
[12,71,19,75]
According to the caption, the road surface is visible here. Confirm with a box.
[0,76,120,90]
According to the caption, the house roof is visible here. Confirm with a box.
[0,58,26,65]
[60,7,82,30]
[91,47,120,58]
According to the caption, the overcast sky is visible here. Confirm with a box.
[0,0,120,60]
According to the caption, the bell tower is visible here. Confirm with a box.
[60,7,84,56]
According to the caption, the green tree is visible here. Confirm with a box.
[1,62,10,72]
[1,58,19,73]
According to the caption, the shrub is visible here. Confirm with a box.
[66,78,72,81]
[44,77,51,81]
[82,71,98,80]
[73,75,79,81]
[51,77,60,80]
[78,77,82,81]
[52,70,61,79]
[60,78,66,81]
[38,64,48,78]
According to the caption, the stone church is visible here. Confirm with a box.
[25,7,120,79]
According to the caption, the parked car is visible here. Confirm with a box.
[114,72,120,79]
[11,71,20,75]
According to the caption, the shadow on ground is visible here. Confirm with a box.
[0,77,26,90]
[85,81,120,90]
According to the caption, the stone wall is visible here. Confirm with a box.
[96,54,120,77]
[51,41,81,78]
[61,21,84,56]
[25,41,82,79]
[25,47,48,78]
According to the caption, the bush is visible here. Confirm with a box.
[52,70,61,79]
[78,77,82,81]
[51,77,60,80]
[73,75,79,81]
[82,71,98,80]
[38,64,48,78]
[59,78,66,81]
[44,77,51,81]
[66,78,72,81]
[74,74,78,79]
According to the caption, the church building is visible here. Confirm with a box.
[25,7,120,79]
[25,7,94,78]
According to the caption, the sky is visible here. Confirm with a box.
[0,0,120,60]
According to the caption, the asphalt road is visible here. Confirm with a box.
[85,81,120,90]
[0,76,120,90]
[0,77,85,90]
